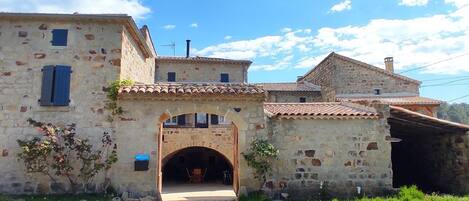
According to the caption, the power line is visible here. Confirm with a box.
[448,94,469,102]
[421,75,469,82]
[421,83,469,87]
[399,52,469,74]
[421,77,469,87]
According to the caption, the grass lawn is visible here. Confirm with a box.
[0,194,113,201]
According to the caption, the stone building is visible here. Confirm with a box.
[1,12,469,201]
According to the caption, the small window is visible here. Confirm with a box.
[374,89,381,95]
[165,116,177,125]
[220,73,229,83]
[40,65,72,106]
[51,29,68,46]
[299,97,306,103]
[167,72,176,82]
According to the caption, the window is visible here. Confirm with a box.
[51,29,68,46]
[195,113,208,128]
[167,72,176,82]
[299,97,306,103]
[165,116,177,125]
[40,65,72,106]
[211,114,229,125]
[220,73,229,83]
[374,89,381,95]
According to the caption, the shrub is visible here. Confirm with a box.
[242,138,279,184]
[398,185,424,201]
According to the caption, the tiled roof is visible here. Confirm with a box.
[257,82,321,92]
[390,106,469,131]
[118,83,265,97]
[264,102,379,119]
[300,52,421,84]
[156,56,252,65]
[337,96,442,106]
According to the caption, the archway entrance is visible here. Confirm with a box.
[163,147,233,185]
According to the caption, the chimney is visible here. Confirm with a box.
[186,40,191,58]
[384,57,394,72]
[296,76,303,81]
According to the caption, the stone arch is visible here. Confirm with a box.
[162,146,234,168]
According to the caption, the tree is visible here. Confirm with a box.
[17,118,118,193]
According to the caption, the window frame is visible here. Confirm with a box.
[39,65,72,107]
[167,72,176,82]
[220,73,229,83]
[51,29,69,47]
[165,116,178,125]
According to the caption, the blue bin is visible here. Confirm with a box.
[134,154,150,171]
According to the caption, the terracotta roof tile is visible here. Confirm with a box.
[156,56,252,65]
[264,102,379,119]
[390,106,469,131]
[257,82,321,92]
[119,83,265,97]
[337,96,442,106]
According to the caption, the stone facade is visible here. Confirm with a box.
[155,60,248,83]
[120,27,155,83]
[301,53,420,98]
[0,15,154,194]
[267,117,393,199]
[266,91,322,103]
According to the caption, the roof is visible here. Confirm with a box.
[0,12,152,58]
[337,96,442,106]
[300,52,421,85]
[156,56,252,66]
[264,102,380,120]
[118,83,265,99]
[390,106,469,132]
[257,82,321,92]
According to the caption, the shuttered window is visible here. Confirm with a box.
[211,114,219,125]
[220,73,229,83]
[177,115,186,125]
[51,29,68,46]
[168,72,176,82]
[40,65,72,106]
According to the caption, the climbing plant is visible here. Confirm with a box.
[242,138,279,184]
[17,118,118,193]
[104,79,133,121]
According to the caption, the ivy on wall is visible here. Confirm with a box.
[242,138,279,184]
[104,79,133,122]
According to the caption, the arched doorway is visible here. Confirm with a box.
[162,147,233,185]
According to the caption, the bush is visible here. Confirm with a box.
[398,185,424,201]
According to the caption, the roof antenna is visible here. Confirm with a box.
[160,41,176,56]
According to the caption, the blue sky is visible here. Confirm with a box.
[1,0,469,102]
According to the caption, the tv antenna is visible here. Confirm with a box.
[160,41,176,56]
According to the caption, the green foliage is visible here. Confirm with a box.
[437,102,469,125]
[239,192,271,201]
[104,79,133,121]
[398,186,424,201]
[0,194,113,201]
[349,186,469,201]
[17,119,118,193]
[242,138,279,183]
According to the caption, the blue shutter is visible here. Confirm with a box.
[168,72,176,82]
[40,66,55,106]
[177,115,186,125]
[221,73,229,82]
[210,114,219,125]
[51,29,68,46]
[53,65,72,106]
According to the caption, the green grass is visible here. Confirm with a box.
[353,186,469,201]
[0,194,112,201]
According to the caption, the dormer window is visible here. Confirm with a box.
[374,89,381,95]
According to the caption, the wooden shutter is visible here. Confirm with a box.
[221,73,229,82]
[177,115,186,125]
[51,29,68,46]
[53,65,72,106]
[211,114,219,125]
[40,66,55,106]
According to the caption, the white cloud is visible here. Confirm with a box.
[399,0,429,6]
[281,27,293,33]
[0,0,150,20]
[224,35,232,40]
[190,23,198,28]
[330,0,352,13]
[162,24,176,30]
[445,0,469,8]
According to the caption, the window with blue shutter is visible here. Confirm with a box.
[168,72,176,82]
[51,29,68,46]
[210,114,219,125]
[53,65,72,106]
[40,66,55,106]
[40,65,72,106]
[177,115,186,126]
[220,73,229,83]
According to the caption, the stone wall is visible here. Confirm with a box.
[162,127,234,165]
[302,55,420,98]
[0,19,150,194]
[266,91,322,103]
[267,117,393,200]
[155,61,247,83]
[111,97,266,195]
[120,27,155,84]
